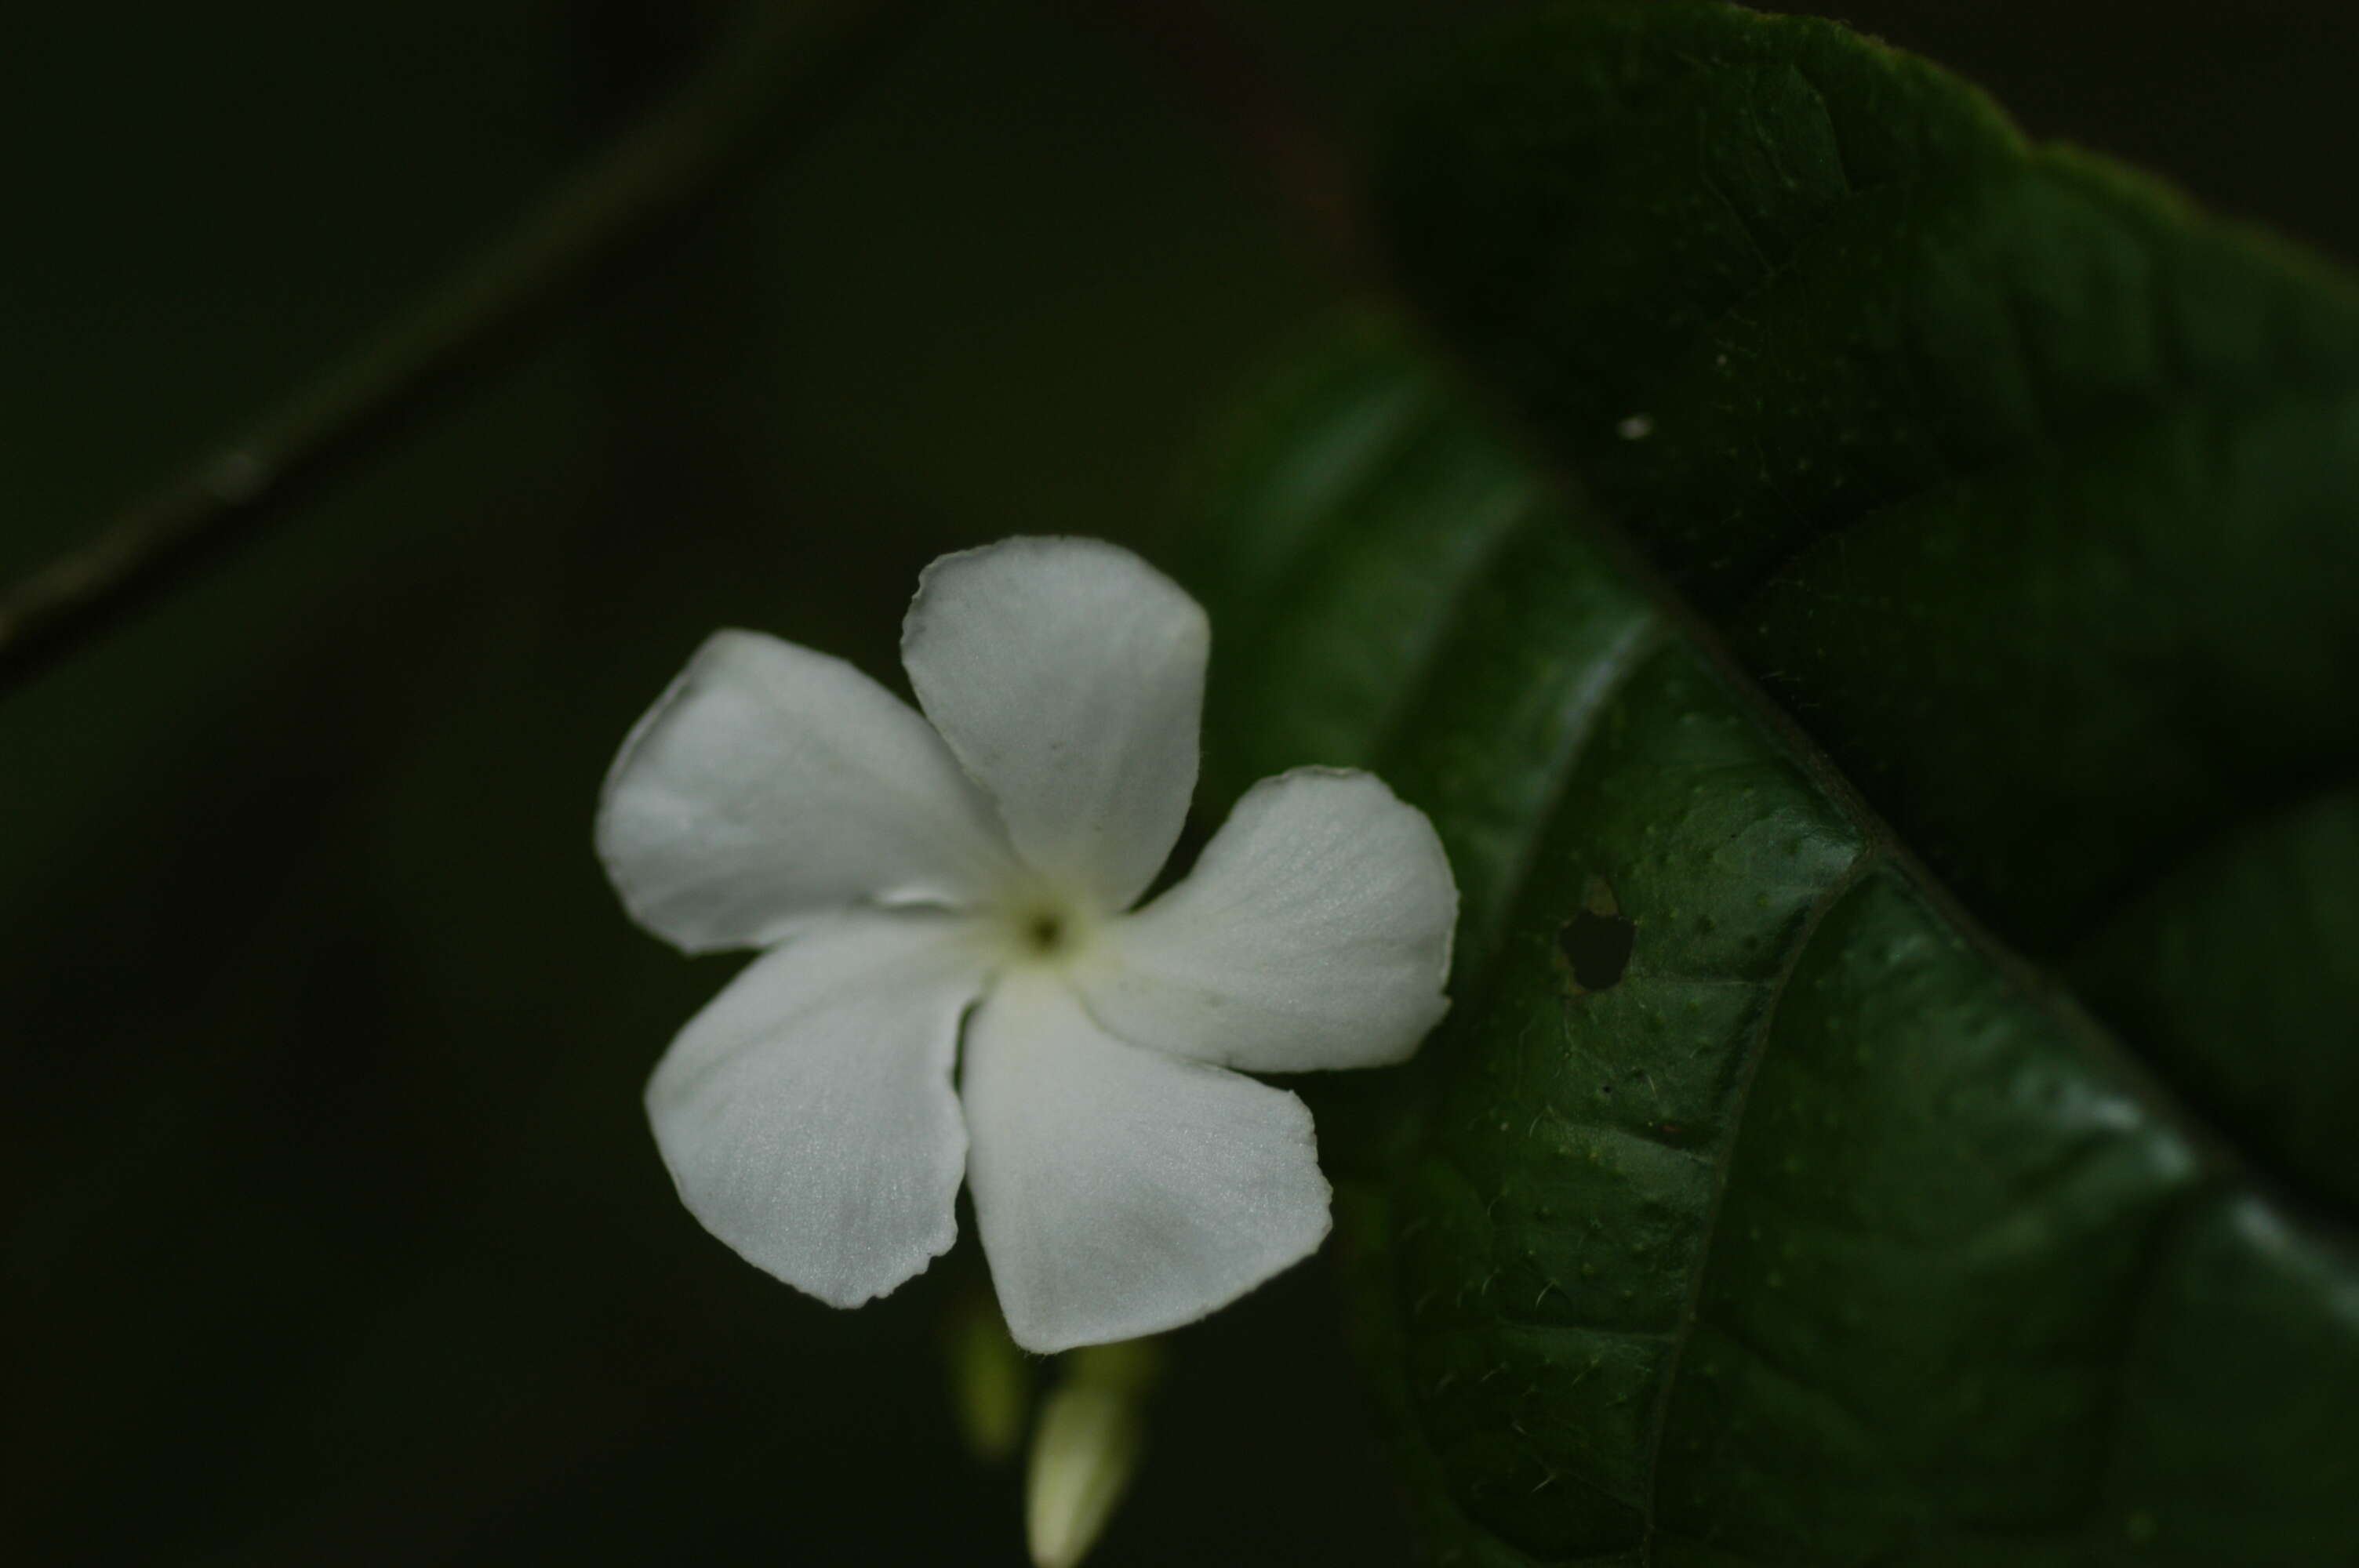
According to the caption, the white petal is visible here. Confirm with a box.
[645,909,987,1308]
[1073,768,1456,1073]
[598,630,1020,953]
[961,970,1332,1353]
[901,537,1208,910]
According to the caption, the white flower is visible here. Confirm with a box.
[597,536,1458,1352]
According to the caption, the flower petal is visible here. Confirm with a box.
[961,970,1332,1352]
[598,630,1020,953]
[1073,768,1456,1073]
[902,538,1208,910]
[645,909,987,1308]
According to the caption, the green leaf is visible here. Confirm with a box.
[1183,5,2359,1563]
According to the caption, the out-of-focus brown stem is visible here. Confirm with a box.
[0,0,929,695]
[1092,0,1374,278]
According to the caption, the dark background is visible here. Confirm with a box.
[5,2,2352,1562]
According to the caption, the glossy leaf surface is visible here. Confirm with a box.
[1187,5,2359,1562]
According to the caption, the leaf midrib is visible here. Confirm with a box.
[1630,844,1883,1559]
[1510,337,2339,1200]
[1345,278,2354,1567]
[1387,128,2358,1232]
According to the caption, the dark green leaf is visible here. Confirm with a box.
[1184,5,2359,1563]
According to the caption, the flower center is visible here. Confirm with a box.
[982,884,1098,974]
[1023,908,1070,956]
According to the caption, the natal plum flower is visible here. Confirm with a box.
[598,537,1457,1352]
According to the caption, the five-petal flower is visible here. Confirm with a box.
[598,537,1458,1352]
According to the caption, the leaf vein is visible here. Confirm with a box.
[1634,844,1883,1563]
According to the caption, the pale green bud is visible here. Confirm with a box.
[1024,1338,1165,1568]
[944,1289,1032,1465]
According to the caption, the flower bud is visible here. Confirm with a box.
[945,1289,1032,1465]
[1024,1339,1164,1568]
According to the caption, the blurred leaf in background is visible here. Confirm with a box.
[2,1,2353,1563]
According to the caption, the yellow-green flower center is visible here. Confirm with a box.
[976,881,1100,975]
[1021,907,1070,957]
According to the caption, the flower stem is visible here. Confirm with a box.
[0,0,929,696]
